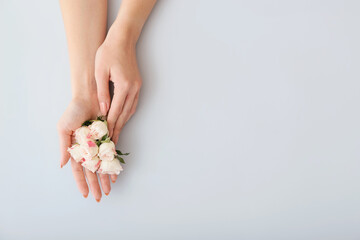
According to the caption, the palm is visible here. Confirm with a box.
[60,99,99,134]
[58,98,113,201]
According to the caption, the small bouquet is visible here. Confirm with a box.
[67,117,128,175]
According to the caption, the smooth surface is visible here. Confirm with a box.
[1,0,360,239]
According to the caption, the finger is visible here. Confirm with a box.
[70,159,89,198]
[107,83,129,137]
[84,169,102,202]
[110,174,117,183]
[99,173,111,196]
[95,66,111,116]
[57,126,72,168]
[126,91,140,123]
[112,94,136,144]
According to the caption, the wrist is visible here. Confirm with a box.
[72,92,97,105]
[106,19,139,49]
[71,74,97,101]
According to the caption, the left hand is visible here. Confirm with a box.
[57,96,115,201]
[95,27,142,144]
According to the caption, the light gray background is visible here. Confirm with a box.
[0,0,359,239]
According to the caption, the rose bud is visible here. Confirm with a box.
[98,141,116,161]
[67,144,85,163]
[99,159,123,175]
[82,156,101,173]
[82,140,99,161]
[89,120,108,140]
[74,126,92,145]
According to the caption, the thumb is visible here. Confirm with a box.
[95,67,111,116]
[57,125,72,168]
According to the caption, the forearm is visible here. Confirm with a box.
[106,0,157,47]
[60,0,107,98]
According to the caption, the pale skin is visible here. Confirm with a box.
[57,0,156,201]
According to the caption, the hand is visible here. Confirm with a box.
[95,28,142,144]
[57,96,117,201]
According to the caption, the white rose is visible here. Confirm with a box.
[82,156,101,173]
[82,140,99,161]
[89,120,108,140]
[67,144,85,163]
[75,126,92,145]
[99,159,123,175]
[98,141,116,161]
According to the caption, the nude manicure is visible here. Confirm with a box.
[100,102,107,115]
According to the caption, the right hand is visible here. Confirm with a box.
[94,26,142,144]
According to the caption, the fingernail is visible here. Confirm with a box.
[83,193,88,198]
[60,163,63,168]
[96,198,101,202]
[100,102,107,116]
[111,180,115,183]
[105,192,109,196]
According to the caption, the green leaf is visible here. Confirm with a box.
[101,134,108,141]
[95,139,102,147]
[116,150,130,156]
[81,120,93,126]
[97,116,106,121]
[115,155,126,164]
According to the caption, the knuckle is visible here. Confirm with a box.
[113,134,119,142]
[113,126,121,136]
[114,125,121,134]
[137,79,143,87]
[88,180,97,186]
[134,79,142,90]
[121,80,131,90]
[73,166,83,173]
[113,132,119,140]
[107,117,116,126]
[123,108,131,115]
